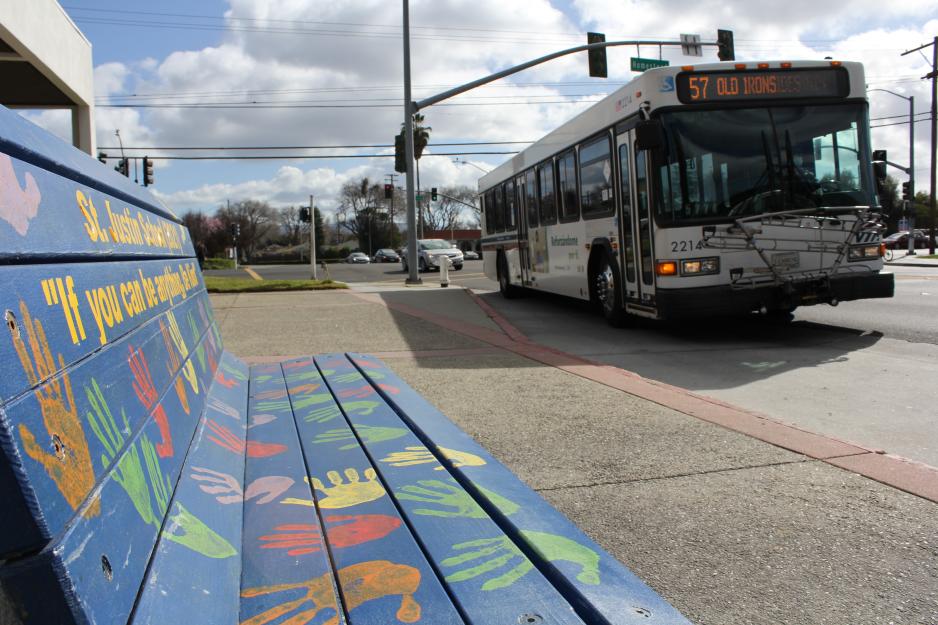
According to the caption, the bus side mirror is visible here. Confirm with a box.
[635,120,665,151]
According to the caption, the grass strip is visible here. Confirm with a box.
[205,276,347,293]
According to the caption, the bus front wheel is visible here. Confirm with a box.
[593,251,628,327]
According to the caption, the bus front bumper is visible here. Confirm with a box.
[654,272,895,319]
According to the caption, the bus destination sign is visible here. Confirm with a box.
[676,68,849,104]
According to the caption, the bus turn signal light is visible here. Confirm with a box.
[656,261,678,276]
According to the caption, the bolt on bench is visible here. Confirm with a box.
[0,106,691,625]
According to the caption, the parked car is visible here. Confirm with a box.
[373,248,400,263]
[463,250,479,260]
[401,239,464,272]
[345,252,371,263]
[883,230,935,249]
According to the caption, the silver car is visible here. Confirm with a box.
[401,239,464,272]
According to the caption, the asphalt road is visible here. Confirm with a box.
[208,262,938,467]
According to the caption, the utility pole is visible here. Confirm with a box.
[402,0,420,284]
[309,195,318,280]
[903,37,937,254]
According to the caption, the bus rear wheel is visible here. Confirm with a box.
[497,254,519,299]
[593,251,627,327]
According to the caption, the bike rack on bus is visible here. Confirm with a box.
[702,206,883,291]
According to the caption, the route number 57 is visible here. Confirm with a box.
[687,76,710,100]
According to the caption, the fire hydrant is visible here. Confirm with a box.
[439,255,451,287]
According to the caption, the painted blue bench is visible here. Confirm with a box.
[0,105,691,625]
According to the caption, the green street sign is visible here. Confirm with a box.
[416,194,424,201]
[631,57,670,72]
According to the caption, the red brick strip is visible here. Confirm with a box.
[347,290,938,503]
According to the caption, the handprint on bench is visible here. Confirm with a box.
[281,469,385,509]
[441,535,532,591]
[396,478,519,519]
[191,467,294,505]
[11,301,97,515]
[205,419,287,458]
[313,424,407,450]
[382,446,486,471]
[0,153,40,236]
[240,560,421,625]
[259,514,401,556]
[520,530,600,586]
[128,344,173,457]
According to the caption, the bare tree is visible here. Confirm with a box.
[423,185,477,231]
[216,199,276,262]
[336,177,396,254]
[278,205,309,246]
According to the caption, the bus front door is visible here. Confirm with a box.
[616,131,657,315]
[516,174,532,285]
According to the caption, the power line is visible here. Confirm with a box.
[96,98,604,110]
[97,141,535,151]
[103,151,518,160]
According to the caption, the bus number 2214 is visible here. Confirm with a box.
[670,240,704,252]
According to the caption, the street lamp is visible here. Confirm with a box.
[452,157,491,174]
[869,88,915,255]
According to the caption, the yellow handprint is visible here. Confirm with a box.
[166,310,198,394]
[382,446,486,471]
[12,301,98,516]
[281,469,386,509]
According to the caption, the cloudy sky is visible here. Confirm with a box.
[25,0,938,219]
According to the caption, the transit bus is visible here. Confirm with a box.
[479,60,894,324]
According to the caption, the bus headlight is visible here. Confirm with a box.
[848,245,881,261]
[680,257,720,276]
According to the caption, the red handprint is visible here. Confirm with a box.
[357,359,381,369]
[378,383,400,395]
[259,514,401,556]
[214,370,239,389]
[255,388,287,400]
[337,385,375,400]
[290,383,320,394]
[128,345,173,457]
[204,419,286,458]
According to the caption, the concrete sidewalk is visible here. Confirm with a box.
[213,286,938,625]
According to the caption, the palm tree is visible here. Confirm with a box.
[401,114,432,236]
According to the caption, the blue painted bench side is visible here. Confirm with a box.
[0,289,214,556]
[130,352,249,625]
[0,105,181,226]
[0,325,221,625]
[348,354,692,625]
[315,354,585,625]
[281,357,464,625]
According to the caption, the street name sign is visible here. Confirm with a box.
[631,57,670,72]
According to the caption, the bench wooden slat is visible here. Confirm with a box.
[0,259,208,405]
[282,357,465,625]
[316,354,587,625]
[238,363,344,625]
[0,327,220,624]
[0,290,215,556]
[129,352,248,625]
[348,353,693,625]
[0,107,180,227]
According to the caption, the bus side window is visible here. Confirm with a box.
[538,162,557,224]
[580,134,614,217]
[618,144,635,283]
[558,149,579,221]
[484,190,495,234]
[505,179,517,231]
[525,169,538,228]
[494,185,505,232]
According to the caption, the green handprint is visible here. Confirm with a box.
[162,501,237,559]
[442,536,532,591]
[332,371,363,384]
[258,393,331,413]
[188,312,207,373]
[302,404,342,424]
[397,480,486,518]
[520,531,600,585]
[342,400,379,416]
[314,424,407,450]
[285,369,332,383]
[220,361,247,381]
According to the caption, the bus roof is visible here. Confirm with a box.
[478,59,865,192]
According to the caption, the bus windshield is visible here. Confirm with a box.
[654,103,872,225]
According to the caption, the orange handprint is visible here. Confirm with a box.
[240,560,421,625]
[128,344,173,457]
[11,301,97,515]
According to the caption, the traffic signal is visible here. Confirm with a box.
[394,133,406,173]
[431,187,438,201]
[587,32,607,78]
[384,184,393,199]
[872,149,887,183]
[299,207,310,223]
[902,181,911,201]
[229,223,240,239]
[717,29,735,62]
[142,156,154,187]
[116,158,129,177]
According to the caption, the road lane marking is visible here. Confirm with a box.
[244,267,263,281]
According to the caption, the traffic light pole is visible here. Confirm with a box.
[870,88,916,255]
[402,0,420,285]
[309,195,318,280]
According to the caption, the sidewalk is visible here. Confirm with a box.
[212,285,938,625]
[885,249,938,267]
